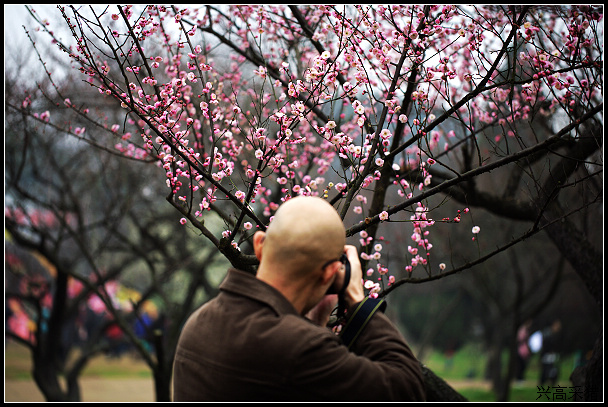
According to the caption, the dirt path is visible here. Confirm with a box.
[6,377,494,402]
[5,341,156,402]
[5,378,155,402]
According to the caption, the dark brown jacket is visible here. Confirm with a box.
[172,269,425,402]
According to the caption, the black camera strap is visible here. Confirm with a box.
[325,255,388,348]
[339,297,387,349]
[326,254,350,327]
[335,253,350,320]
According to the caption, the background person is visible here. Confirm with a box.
[539,319,562,386]
[515,319,532,382]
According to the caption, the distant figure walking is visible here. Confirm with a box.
[539,320,562,386]
[515,320,532,382]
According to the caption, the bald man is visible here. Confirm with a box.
[172,196,425,402]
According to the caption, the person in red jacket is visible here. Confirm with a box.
[172,196,425,401]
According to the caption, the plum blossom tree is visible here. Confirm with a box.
[10,4,602,401]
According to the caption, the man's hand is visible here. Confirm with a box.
[342,245,365,306]
[307,245,365,326]
[306,294,338,326]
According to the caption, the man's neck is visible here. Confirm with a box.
[257,266,314,315]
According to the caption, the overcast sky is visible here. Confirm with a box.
[4,5,64,49]
[5,4,29,47]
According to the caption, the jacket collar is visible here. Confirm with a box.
[220,268,300,317]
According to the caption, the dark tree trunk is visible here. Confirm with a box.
[153,330,172,401]
[537,128,603,402]
[570,334,603,402]
[32,357,80,402]
[421,364,469,401]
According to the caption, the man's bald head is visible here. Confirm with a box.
[260,196,346,278]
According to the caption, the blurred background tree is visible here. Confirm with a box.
[5,59,227,400]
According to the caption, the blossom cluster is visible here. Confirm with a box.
[27,5,603,285]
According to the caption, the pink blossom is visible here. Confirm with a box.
[364,280,376,289]
[235,190,246,202]
[379,211,389,221]
[254,66,267,78]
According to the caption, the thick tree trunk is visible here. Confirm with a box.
[33,361,80,402]
[537,129,603,402]
[541,214,603,402]
[421,363,469,401]
[570,334,603,402]
[153,330,173,402]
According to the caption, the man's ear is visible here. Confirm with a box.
[253,231,266,261]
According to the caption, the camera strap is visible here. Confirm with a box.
[339,297,387,349]
[335,253,350,320]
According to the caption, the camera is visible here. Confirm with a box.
[326,253,351,324]
[326,253,350,295]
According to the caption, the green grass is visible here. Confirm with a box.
[81,358,152,379]
[5,341,151,380]
[7,341,583,401]
[461,386,582,402]
[4,367,34,380]
[422,344,580,402]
